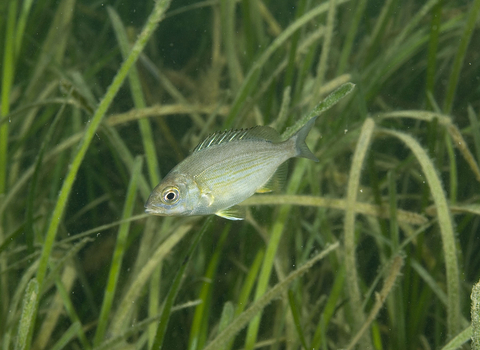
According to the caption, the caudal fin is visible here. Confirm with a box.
[292,116,319,162]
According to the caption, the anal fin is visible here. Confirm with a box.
[215,205,246,220]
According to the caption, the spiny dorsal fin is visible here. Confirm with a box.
[193,125,281,153]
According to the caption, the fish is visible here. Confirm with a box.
[145,117,318,220]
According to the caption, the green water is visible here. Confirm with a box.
[0,0,479,349]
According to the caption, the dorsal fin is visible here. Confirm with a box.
[193,126,281,153]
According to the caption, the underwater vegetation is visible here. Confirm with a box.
[0,0,480,349]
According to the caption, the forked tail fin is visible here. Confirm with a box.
[292,116,319,162]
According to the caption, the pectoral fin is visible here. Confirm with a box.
[215,205,246,220]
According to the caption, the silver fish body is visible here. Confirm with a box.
[145,117,318,220]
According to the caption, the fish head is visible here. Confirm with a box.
[145,172,201,216]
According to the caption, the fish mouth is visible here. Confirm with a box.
[144,199,171,216]
[144,194,158,210]
[144,206,166,216]
[144,207,155,214]
[144,198,162,215]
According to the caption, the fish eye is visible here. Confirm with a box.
[162,187,180,204]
